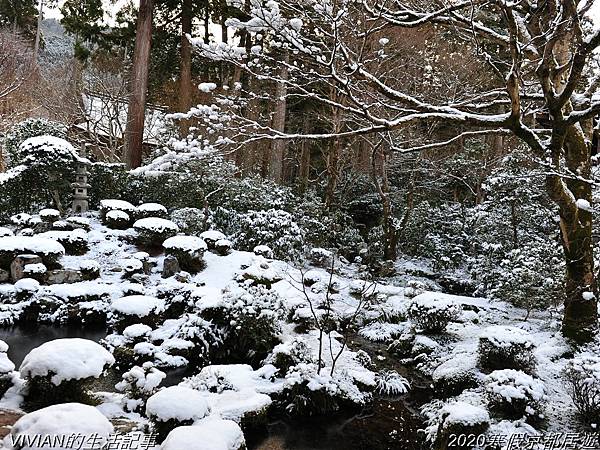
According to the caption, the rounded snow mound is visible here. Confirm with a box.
[111,295,165,317]
[137,203,167,214]
[163,236,207,253]
[200,230,226,242]
[99,199,136,214]
[20,338,115,385]
[3,403,113,450]
[146,386,210,422]
[480,325,534,348]
[161,418,245,450]
[0,236,65,256]
[133,218,179,233]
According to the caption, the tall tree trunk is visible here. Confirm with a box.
[298,112,311,195]
[124,0,154,169]
[179,0,193,136]
[557,126,597,342]
[33,0,43,62]
[325,89,343,208]
[268,52,289,183]
[371,143,397,260]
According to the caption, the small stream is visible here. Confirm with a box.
[0,326,428,450]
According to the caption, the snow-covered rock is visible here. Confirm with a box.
[3,403,113,450]
[20,338,115,385]
[146,386,211,422]
[111,295,165,318]
[161,418,245,450]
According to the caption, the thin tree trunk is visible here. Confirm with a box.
[33,0,43,62]
[179,0,193,135]
[268,52,289,183]
[298,112,311,195]
[124,0,154,169]
[325,89,343,208]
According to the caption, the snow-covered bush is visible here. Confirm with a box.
[115,362,166,413]
[2,403,113,450]
[220,208,303,260]
[202,285,284,365]
[161,418,246,450]
[215,238,233,255]
[265,337,314,375]
[431,401,490,448]
[110,295,166,331]
[38,229,89,255]
[564,354,600,425]
[39,208,60,222]
[133,217,179,246]
[171,207,205,235]
[163,235,207,273]
[432,354,479,398]
[99,199,136,221]
[374,370,410,396]
[408,293,460,333]
[3,117,68,167]
[0,236,65,270]
[19,338,115,407]
[87,163,128,209]
[136,202,168,219]
[0,341,15,397]
[146,386,211,440]
[478,326,535,373]
[484,369,546,422]
[200,229,227,250]
[105,209,132,230]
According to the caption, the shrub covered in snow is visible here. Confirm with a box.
[265,337,314,375]
[3,118,68,167]
[136,202,168,219]
[484,369,547,422]
[110,295,166,331]
[564,354,600,425]
[146,385,211,439]
[171,207,205,235]
[0,236,65,269]
[19,338,115,407]
[0,340,15,397]
[2,403,113,450]
[432,401,490,449]
[408,293,460,333]
[133,217,180,246]
[200,229,227,250]
[105,209,132,230]
[215,238,233,255]
[478,325,535,373]
[38,229,89,255]
[161,418,246,450]
[99,199,136,220]
[116,362,166,413]
[253,245,274,259]
[163,235,207,273]
[432,354,479,398]
[39,208,61,222]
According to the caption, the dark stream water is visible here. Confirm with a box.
[0,325,427,450]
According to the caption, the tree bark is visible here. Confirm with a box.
[124,0,154,169]
[268,52,289,183]
[298,112,311,195]
[178,0,193,136]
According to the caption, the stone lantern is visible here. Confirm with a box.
[71,144,91,214]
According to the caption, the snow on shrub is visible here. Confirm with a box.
[478,325,535,373]
[19,338,115,407]
[0,340,15,397]
[0,227,13,237]
[200,229,227,250]
[136,202,168,219]
[564,354,600,425]
[433,401,490,446]
[116,362,166,413]
[161,418,246,450]
[3,403,113,450]
[215,238,233,255]
[374,370,410,396]
[484,369,546,422]
[408,293,460,333]
[39,208,60,222]
[358,322,406,343]
[309,247,334,268]
[10,212,32,226]
[105,209,131,229]
[133,217,179,246]
[171,207,205,235]
[146,385,211,439]
[432,354,479,398]
[3,117,68,167]
[264,337,314,375]
[99,199,136,220]
[0,236,65,269]
[253,245,273,259]
[163,235,207,273]
[232,209,303,260]
[38,229,89,255]
[111,295,165,331]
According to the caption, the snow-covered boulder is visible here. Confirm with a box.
[0,236,65,269]
[478,325,535,373]
[105,209,132,230]
[136,202,168,219]
[20,338,115,407]
[408,292,460,333]
[146,386,211,439]
[163,236,207,272]
[200,230,226,250]
[161,418,245,450]
[3,403,113,450]
[133,218,179,246]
